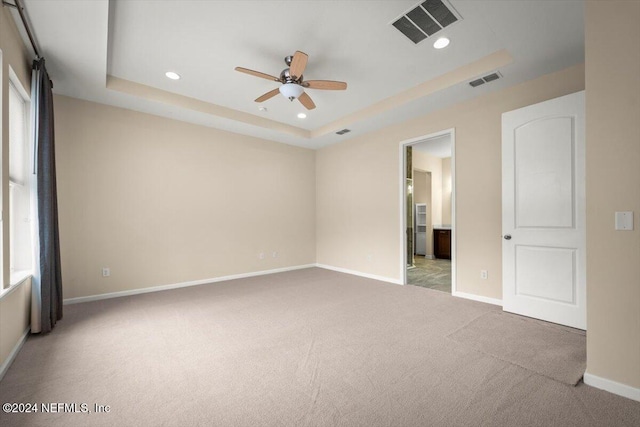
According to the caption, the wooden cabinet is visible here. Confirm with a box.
[434,229,451,259]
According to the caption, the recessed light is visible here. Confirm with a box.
[433,37,450,49]
[258,106,268,112]
[297,113,307,119]
[165,71,181,80]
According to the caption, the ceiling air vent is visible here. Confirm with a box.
[482,72,500,83]
[336,129,351,135]
[468,72,502,88]
[392,0,461,45]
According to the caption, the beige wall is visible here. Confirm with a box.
[0,278,31,375]
[412,170,428,206]
[54,96,316,299]
[414,151,443,258]
[412,170,429,257]
[442,157,452,225]
[317,63,585,294]
[416,170,434,257]
[585,1,640,390]
[413,169,427,203]
[0,6,32,375]
[414,151,443,230]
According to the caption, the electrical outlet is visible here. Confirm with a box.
[480,270,488,280]
[258,252,265,260]
[102,267,110,277]
[366,254,373,262]
[272,251,278,258]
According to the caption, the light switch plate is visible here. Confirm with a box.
[615,212,633,230]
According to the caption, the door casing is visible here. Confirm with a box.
[399,129,456,293]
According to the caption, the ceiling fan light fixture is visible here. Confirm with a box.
[279,83,304,100]
[236,51,345,110]
[433,37,450,49]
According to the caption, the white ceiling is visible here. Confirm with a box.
[413,134,451,158]
[19,0,585,149]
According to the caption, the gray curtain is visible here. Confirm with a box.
[32,58,62,333]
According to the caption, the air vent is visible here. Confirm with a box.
[482,72,500,83]
[336,129,351,135]
[392,0,461,45]
[468,72,502,88]
[393,16,427,44]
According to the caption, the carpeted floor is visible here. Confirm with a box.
[407,256,452,293]
[448,311,586,385]
[1,267,639,427]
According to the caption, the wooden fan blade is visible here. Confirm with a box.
[298,92,316,110]
[289,51,308,80]
[303,80,347,90]
[235,67,280,82]
[255,88,280,103]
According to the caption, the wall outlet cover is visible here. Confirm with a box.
[615,211,633,230]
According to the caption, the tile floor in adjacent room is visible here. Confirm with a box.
[407,256,452,293]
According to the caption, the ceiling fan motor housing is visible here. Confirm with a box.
[279,69,303,84]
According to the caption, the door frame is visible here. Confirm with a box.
[399,128,456,293]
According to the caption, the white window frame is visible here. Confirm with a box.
[8,72,33,288]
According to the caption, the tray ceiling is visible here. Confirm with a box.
[20,0,584,149]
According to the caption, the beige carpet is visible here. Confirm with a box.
[448,311,586,385]
[1,268,638,427]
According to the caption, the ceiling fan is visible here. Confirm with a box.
[235,51,347,110]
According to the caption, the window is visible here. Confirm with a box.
[8,78,33,285]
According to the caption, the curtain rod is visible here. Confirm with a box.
[3,0,41,58]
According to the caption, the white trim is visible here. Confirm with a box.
[399,128,457,292]
[0,327,30,382]
[63,264,316,305]
[10,271,32,288]
[584,372,640,402]
[0,274,30,301]
[450,129,457,294]
[453,291,502,306]
[399,141,407,282]
[9,67,31,101]
[316,264,402,285]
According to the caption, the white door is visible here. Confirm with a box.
[502,91,586,330]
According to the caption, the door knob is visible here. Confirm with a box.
[504,234,512,240]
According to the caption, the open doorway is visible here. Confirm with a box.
[400,129,455,293]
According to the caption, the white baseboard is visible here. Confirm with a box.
[584,372,640,402]
[453,291,502,306]
[63,264,316,305]
[315,264,402,285]
[0,327,30,382]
